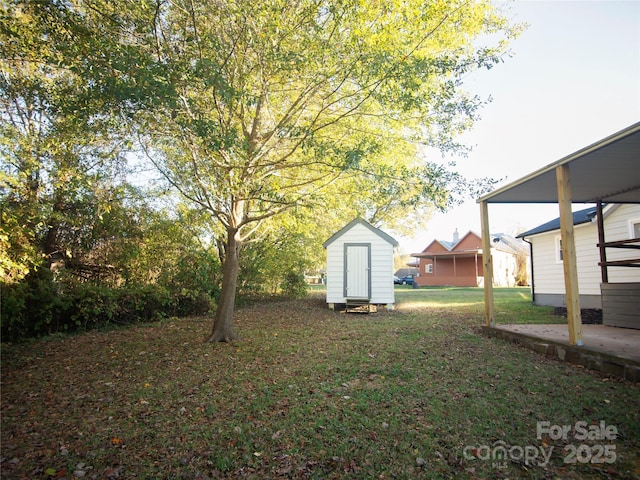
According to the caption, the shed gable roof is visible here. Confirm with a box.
[323,217,398,248]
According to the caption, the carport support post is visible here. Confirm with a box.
[556,165,583,346]
[480,201,495,326]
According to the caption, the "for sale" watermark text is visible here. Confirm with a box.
[462,420,618,470]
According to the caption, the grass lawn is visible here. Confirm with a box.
[2,287,638,479]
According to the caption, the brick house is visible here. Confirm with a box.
[410,229,529,287]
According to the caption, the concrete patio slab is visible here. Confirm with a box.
[482,324,640,382]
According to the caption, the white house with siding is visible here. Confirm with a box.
[323,218,398,311]
[518,204,640,309]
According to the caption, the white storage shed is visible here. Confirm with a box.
[323,218,398,311]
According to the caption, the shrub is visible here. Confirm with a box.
[66,284,184,330]
[1,280,29,341]
[68,284,118,330]
[1,268,69,341]
[1,277,214,342]
[280,271,308,299]
[170,290,214,317]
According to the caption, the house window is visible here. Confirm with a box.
[631,220,640,239]
[556,236,563,263]
[425,264,433,274]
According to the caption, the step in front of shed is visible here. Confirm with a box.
[345,298,372,313]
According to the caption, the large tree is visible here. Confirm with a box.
[8,1,521,341]
[139,0,520,341]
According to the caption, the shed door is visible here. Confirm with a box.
[344,244,371,299]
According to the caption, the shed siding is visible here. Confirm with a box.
[325,222,395,305]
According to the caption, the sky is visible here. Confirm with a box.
[397,0,640,254]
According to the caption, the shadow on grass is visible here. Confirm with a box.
[1,287,635,480]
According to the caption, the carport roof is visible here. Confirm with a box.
[477,122,640,204]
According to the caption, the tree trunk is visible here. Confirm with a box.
[208,227,241,342]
